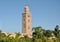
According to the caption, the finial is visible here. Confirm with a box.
[24,5,29,13]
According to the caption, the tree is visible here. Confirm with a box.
[32,26,43,38]
[15,32,21,42]
[43,30,52,37]
[0,30,2,39]
[32,26,44,42]
[54,25,60,37]
[15,32,21,38]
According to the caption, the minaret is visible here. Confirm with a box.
[22,6,32,38]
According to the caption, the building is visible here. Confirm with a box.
[22,6,32,38]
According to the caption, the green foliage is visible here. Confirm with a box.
[54,25,60,38]
[43,30,52,37]
[32,25,60,42]
[0,25,60,42]
[32,26,43,39]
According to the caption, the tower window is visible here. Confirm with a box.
[28,26,30,29]
[23,15,26,17]
[28,19,30,22]
[23,28,26,33]
[24,24,26,28]
[24,19,25,21]
[28,15,30,17]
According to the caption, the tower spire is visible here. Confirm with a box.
[24,5,29,13]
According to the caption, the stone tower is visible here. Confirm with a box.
[22,6,32,38]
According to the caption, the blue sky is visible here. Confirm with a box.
[0,0,60,33]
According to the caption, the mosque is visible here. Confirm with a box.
[22,5,32,38]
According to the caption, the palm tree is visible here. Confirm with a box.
[32,26,43,38]
[32,26,43,42]
[54,25,60,37]
[15,32,21,42]
[15,32,21,38]
[43,30,52,37]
